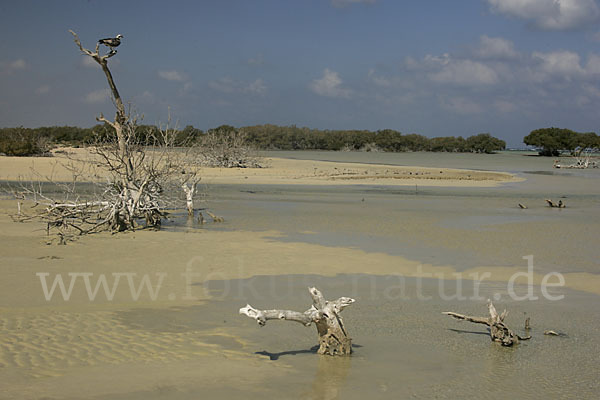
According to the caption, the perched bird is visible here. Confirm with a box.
[98,34,123,51]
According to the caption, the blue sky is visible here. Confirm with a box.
[1,0,599,147]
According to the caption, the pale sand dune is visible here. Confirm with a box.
[0,147,519,187]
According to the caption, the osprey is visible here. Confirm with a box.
[98,34,123,50]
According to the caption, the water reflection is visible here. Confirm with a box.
[306,355,352,400]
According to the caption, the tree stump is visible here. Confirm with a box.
[239,287,354,356]
[181,182,197,216]
[545,199,565,208]
[443,300,531,346]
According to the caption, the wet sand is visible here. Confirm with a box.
[0,151,599,399]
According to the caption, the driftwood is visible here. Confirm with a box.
[443,301,531,346]
[240,287,354,356]
[518,203,528,209]
[543,330,567,337]
[545,199,565,208]
[206,211,224,223]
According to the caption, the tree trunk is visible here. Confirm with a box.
[69,30,138,230]
[181,182,196,216]
[239,287,354,356]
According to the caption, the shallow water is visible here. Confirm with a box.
[174,152,598,398]
[2,151,599,399]
[111,274,600,399]
[201,151,600,274]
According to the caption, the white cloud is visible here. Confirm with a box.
[158,70,185,82]
[247,79,267,94]
[1,58,26,73]
[368,69,393,87]
[430,58,499,85]
[575,84,600,106]
[310,68,352,98]
[583,84,600,97]
[585,53,600,74]
[36,85,50,95]
[10,59,26,70]
[403,56,420,70]
[209,77,236,93]
[331,0,376,7]
[368,36,600,122]
[476,35,518,59]
[367,69,416,91]
[487,0,600,30]
[208,77,267,95]
[424,53,451,68]
[248,54,264,66]
[182,81,194,92]
[84,88,110,104]
[137,90,156,103]
[531,50,585,79]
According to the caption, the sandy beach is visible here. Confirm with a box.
[0,147,519,187]
[0,151,598,399]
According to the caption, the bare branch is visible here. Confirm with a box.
[96,114,116,129]
[239,287,354,356]
[444,301,529,346]
[239,304,316,327]
[69,30,96,58]
[442,312,490,326]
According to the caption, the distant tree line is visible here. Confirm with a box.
[0,125,203,156]
[241,125,505,153]
[524,127,600,156]
[0,124,507,156]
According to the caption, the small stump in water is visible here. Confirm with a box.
[239,287,354,356]
[443,300,531,346]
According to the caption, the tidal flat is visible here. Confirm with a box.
[0,151,598,399]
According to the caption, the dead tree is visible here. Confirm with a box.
[239,287,354,356]
[181,175,201,216]
[554,148,599,169]
[443,301,531,346]
[200,127,261,168]
[9,31,209,239]
[69,30,166,230]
